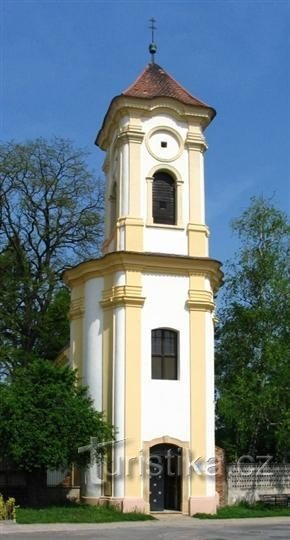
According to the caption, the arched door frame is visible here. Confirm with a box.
[143,435,189,514]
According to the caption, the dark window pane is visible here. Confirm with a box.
[163,357,177,380]
[152,356,162,379]
[152,329,162,339]
[163,331,176,355]
[153,172,176,225]
[152,329,162,354]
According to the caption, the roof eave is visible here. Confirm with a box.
[95,95,216,150]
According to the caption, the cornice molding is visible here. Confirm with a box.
[100,285,145,309]
[63,251,223,292]
[69,298,85,320]
[185,132,208,152]
[97,96,214,150]
[115,124,145,146]
[117,217,144,228]
[187,289,214,312]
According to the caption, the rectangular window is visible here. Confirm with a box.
[151,329,178,380]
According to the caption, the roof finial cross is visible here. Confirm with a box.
[148,17,157,64]
[149,17,156,42]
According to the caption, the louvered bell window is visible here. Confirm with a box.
[153,172,176,225]
[151,328,178,380]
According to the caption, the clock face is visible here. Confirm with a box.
[146,128,182,162]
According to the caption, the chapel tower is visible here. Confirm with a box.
[64,46,222,515]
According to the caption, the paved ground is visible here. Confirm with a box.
[1,516,289,540]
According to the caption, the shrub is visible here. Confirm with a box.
[0,494,16,521]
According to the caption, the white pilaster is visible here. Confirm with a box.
[83,278,104,410]
[82,277,104,499]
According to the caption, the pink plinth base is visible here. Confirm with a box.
[122,497,146,513]
[80,497,100,506]
[96,496,146,514]
[189,495,218,516]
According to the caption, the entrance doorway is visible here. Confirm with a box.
[149,444,182,511]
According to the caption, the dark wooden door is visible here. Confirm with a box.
[150,456,165,511]
[149,444,181,511]
[164,453,181,510]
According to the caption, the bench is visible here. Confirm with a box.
[259,494,290,507]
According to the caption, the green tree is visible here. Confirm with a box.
[0,359,114,499]
[0,138,104,375]
[216,197,290,461]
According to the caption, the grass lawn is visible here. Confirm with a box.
[16,504,155,524]
[194,502,290,519]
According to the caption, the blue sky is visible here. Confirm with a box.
[1,0,289,263]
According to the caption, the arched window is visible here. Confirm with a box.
[151,328,178,380]
[152,171,176,225]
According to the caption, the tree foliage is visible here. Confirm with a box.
[0,138,104,375]
[0,359,114,474]
[216,197,290,461]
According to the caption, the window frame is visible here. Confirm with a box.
[152,171,176,226]
[146,166,183,229]
[151,328,179,380]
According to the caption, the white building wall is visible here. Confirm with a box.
[141,114,190,256]
[198,151,205,223]
[82,277,104,498]
[142,114,188,142]
[144,227,187,256]
[141,273,190,442]
[121,143,129,217]
[83,277,104,410]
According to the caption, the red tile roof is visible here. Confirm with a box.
[122,63,210,108]
[96,63,215,148]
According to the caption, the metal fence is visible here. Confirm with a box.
[46,468,69,486]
